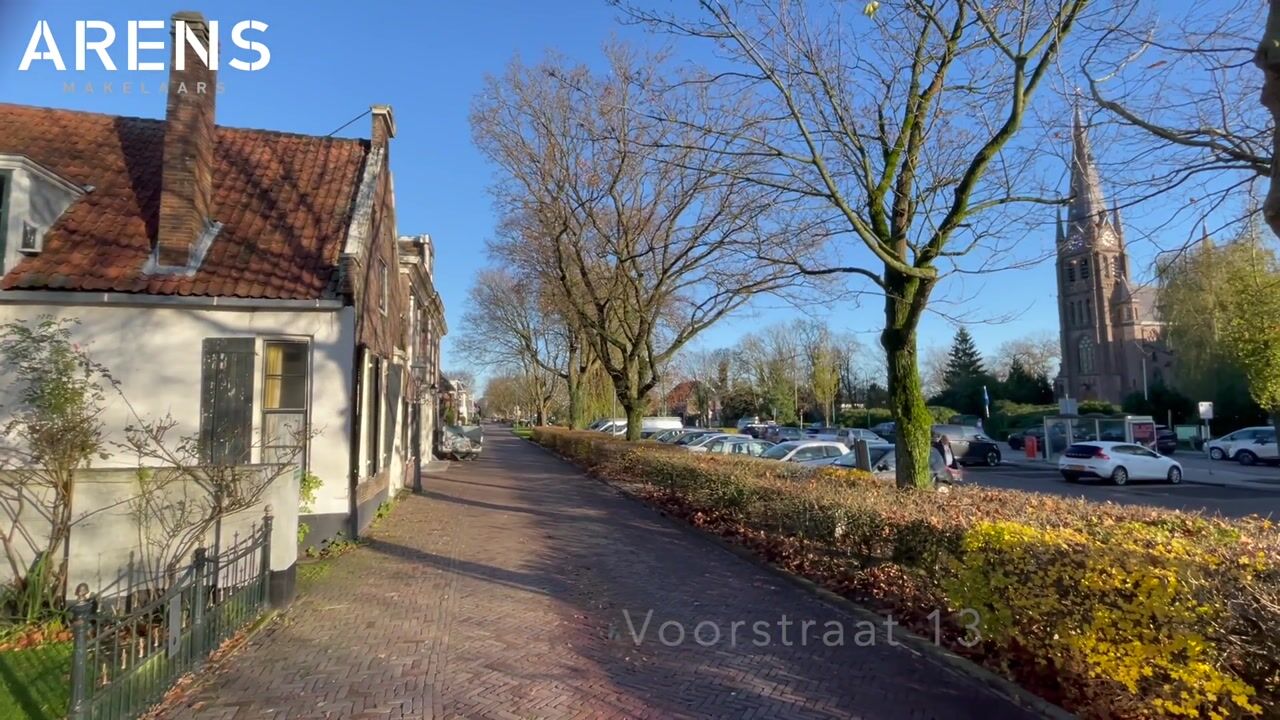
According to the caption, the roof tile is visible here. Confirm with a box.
[0,103,370,300]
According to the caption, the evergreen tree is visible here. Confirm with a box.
[936,328,993,414]
[1000,357,1055,405]
[943,328,984,386]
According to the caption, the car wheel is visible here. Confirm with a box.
[985,450,1000,467]
[1238,450,1258,466]
[1110,466,1129,486]
[1209,447,1225,461]
[1167,466,1182,484]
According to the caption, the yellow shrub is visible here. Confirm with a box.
[947,521,1260,719]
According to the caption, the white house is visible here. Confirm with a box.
[0,13,445,600]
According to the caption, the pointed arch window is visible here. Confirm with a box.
[1114,256,1126,278]
[1080,258,1090,280]
[1085,298,1092,325]
[1066,262,1076,282]
[1078,336,1096,374]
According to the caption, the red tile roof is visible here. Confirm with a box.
[0,103,370,299]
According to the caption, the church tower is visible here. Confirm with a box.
[1055,107,1162,403]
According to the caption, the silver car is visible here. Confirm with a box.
[760,440,850,466]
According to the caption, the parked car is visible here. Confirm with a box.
[832,443,963,484]
[1205,426,1278,464]
[735,416,762,431]
[649,428,688,443]
[1155,425,1178,455]
[1058,442,1183,485]
[833,428,886,446]
[804,426,839,436]
[759,440,850,466]
[1006,426,1036,450]
[869,421,896,440]
[684,433,747,451]
[931,424,1002,467]
[763,426,805,443]
[700,436,774,457]
[672,430,719,446]
[742,423,774,439]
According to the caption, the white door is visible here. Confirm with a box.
[1125,445,1164,479]
[1257,429,1279,461]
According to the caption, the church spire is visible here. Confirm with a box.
[1112,199,1125,246]
[1068,104,1107,229]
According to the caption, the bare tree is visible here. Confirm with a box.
[920,344,950,400]
[1085,0,1269,244]
[621,0,1116,486]
[473,49,809,440]
[457,268,591,426]
[994,332,1061,381]
[120,409,313,597]
[1263,1,1280,237]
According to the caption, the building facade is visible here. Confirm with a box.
[0,12,446,580]
[1055,109,1171,404]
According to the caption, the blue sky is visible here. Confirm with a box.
[0,0,1233,380]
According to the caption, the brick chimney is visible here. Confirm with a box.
[157,11,217,268]
[371,105,396,148]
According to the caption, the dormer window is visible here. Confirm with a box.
[19,221,39,253]
[0,156,85,275]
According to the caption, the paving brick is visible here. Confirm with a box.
[155,433,1041,719]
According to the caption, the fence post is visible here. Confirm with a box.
[68,583,92,720]
[261,505,274,607]
[191,547,207,663]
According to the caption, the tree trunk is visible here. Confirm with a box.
[882,267,934,490]
[1258,1,1280,237]
[622,397,644,441]
[883,325,933,489]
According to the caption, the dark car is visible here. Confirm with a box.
[932,424,1002,467]
[1155,425,1178,455]
[1006,426,1036,450]
[869,421,896,441]
[764,426,804,443]
[742,423,775,439]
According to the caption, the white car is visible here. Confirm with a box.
[1205,426,1278,465]
[759,440,850,466]
[699,436,774,457]
[684,433,747,452]
[1058,441,1183,485]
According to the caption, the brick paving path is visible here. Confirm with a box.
[158,432,1041,719]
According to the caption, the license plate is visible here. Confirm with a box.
[1068,465,1086,472]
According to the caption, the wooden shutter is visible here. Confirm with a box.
[200,338,256,465]
[383,363,403,468]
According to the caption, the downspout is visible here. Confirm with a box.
[348,345,363,539]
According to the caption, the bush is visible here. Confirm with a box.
[532,427,1280,719]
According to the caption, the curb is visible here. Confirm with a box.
[525,437,1075,720]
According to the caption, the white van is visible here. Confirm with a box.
[603,417,683,436]
[591,418,627,433]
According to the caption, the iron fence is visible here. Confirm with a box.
[68,509,274,720]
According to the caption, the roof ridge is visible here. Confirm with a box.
[0,102,371,144]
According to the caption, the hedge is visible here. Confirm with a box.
[531,427,1280,719]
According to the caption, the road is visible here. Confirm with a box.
[967,447,1280,520]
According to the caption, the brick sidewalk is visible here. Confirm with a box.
[157,433,1041,719]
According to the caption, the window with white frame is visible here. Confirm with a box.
[262,341,310,468]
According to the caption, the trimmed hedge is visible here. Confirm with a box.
[532,427,1280,719]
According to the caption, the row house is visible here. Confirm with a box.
[0,13,445,598]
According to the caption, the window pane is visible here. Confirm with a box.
[280,343,307,376]
[263,412,305,449]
